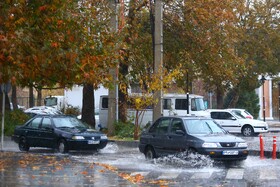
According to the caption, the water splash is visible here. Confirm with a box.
[153,151,214,168]
[99,142,119,154]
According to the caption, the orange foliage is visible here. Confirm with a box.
[39,5,47,12]
[51,42,59,48]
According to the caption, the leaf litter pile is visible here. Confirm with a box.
[0,152,173,186]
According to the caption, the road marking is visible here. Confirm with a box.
[157,172,181,179]
[259,169,277,180]
[226,168,244,179]
[191,172,212,179]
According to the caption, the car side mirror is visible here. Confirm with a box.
[175,130,185,135]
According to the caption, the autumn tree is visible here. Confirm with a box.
[163,0,247,108]
[0,1,19,111]
[1,0,119,127]
[229,0,280,107]
[117,1,151,124]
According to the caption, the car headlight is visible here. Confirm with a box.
[101,135,108,140]
[72,136,85,140]
[202,142,218,148]
[238,142,248,148]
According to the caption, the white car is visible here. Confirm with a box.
[208,109,268,136]
[24,106,63,116]
[227,108,254,119]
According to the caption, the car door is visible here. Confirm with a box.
[211,111,241,133]
[147,118,171,156]
[165,118,187,154]
[39,117,57,148]
[25,117,43,147]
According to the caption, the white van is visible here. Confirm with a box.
[99,93,210,128]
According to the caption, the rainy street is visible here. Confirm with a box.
[72,142,280,187]
[2,136,280,187]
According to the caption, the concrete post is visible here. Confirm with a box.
[153,0,163,122]
[107,0,118,136]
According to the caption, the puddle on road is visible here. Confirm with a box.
[69,142,280,174]
[72,143,222,173]
[244,156,280,168]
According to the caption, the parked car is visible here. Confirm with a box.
[208,109,268,136]
[227,108,254,119]
[24,106,63,117]
[139,116,248,161]
[12,115,108,153]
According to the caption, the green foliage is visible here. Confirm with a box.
[0,110,30,136]
[236,91,260,119]
[224,89,260,118]
[114,121,135,139]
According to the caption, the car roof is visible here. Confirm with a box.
[31,114,74,118]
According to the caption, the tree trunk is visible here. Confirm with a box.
[227,88,240,108]
[0,93,11,112]
[37,89,42,106]
[29,85,34,108]
[216,87,224,109]
[81,83,95,128]
[118,64,128,123]
[11,85,18,110]
[133,110,140,140]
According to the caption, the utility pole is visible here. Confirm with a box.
[153,0,163,122]
[278,82,280,121]
[107,0,119,136]
[261,75,266,122]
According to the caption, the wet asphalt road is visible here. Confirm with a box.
[2,131,280,186]
[2,143,280,187]
[0,151,137,187]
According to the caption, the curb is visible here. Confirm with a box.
[109,139,139,148]
[249,150,280,159]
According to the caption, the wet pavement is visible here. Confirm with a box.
[0,151,139,187]
[2,144,280,187]
[1,120,280,186]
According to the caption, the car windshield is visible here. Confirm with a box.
[53,117,88,129]
[184,119,225,134]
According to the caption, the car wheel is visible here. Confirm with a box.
[57,139,68,153]
[18,137,30,152]
[145,146,156,160]
[242,126,254,136]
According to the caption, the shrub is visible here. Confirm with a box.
[64,106,80,116]
[0,109,30,136]
[114,121,135,139]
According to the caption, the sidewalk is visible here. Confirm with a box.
[266,120,280,132]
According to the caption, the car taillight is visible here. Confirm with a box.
[246,116,253,119]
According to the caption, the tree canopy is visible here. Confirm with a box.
[1,0,279,127]
[1,0,120,89]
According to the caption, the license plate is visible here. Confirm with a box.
[222,150,239,155]
[88,140,100,144]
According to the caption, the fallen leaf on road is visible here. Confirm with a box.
[80,171,88,175]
